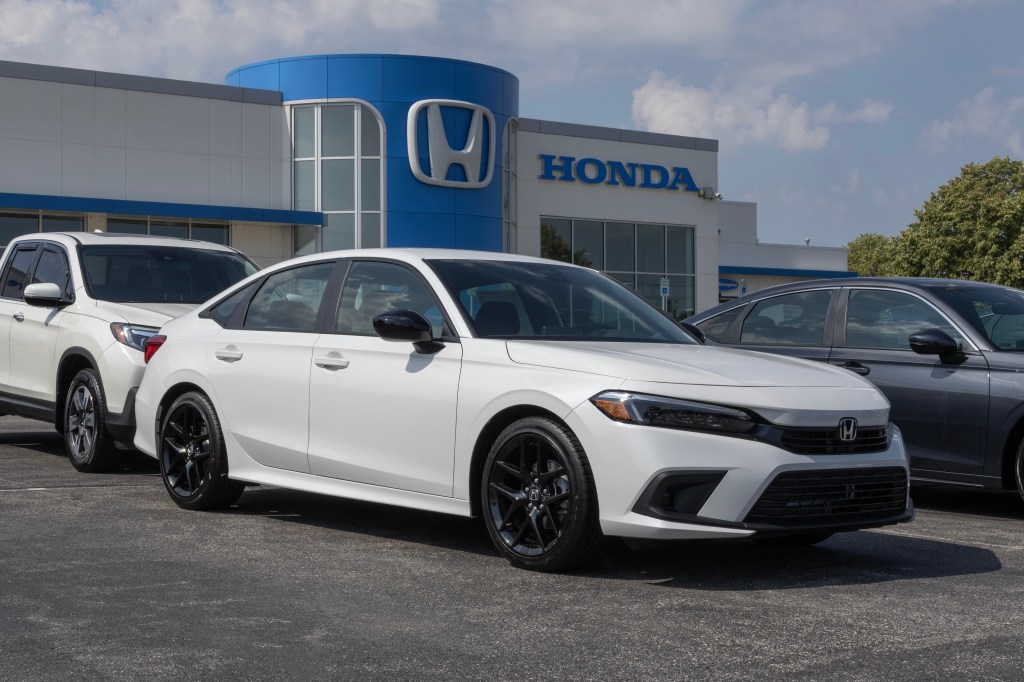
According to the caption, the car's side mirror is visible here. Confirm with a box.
[909,328,961,358]
[679,321,706,344]
[23,282,70,308]
[373,309,441,353]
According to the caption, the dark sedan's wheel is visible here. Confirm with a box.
[1015,439,1024,504]
[64,368,118,473]
[159,392,244,511]
[755,532,834,547]
[482,416,603,572]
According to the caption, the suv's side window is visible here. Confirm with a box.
[31,248,72,298]
[739,290,832,345]
[336,261,443,337]
[243,261,335,332]
[846,289,963,349]
[1,245,39,300]
[695,305,746,342]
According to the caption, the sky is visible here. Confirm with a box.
[0,0,1021,247]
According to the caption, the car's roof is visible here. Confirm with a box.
[11,231,238,252]
[272,247,579,269]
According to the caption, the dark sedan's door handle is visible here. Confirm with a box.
[840,361,870,376]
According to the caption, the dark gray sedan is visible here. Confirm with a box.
[687,277,1024,500]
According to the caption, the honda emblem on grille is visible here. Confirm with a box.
[838,418,858,442]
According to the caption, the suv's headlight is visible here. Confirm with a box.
[590,391,757,434]
[110,323,161,352]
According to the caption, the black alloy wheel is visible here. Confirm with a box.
[482,416,603,572]
[159,392,244,510]
[1015,438,1024,504]
[64,368,118,472]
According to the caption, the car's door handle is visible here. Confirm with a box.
[840,361,870,376]
[215,347,243,362]
[12,313,23,322]
[314,355,350,370]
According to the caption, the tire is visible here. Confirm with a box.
[64,368,119,473]
[1015,438,1024,504]
[159,392,244,511]
[755,532,834,547]
[481,416,603,572]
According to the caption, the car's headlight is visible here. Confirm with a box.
[590,391,757,434]
[110,323,161,352]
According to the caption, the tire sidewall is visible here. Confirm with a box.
[481,416,599,571]
[64,368,109,471]
[1016,439,1024,503]
[159,392,229,509]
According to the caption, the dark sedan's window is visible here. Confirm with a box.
[739,290,831,345]
[846,290,962,349]
[695,305,746,342]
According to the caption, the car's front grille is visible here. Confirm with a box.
[744,467,907,527]
[768,425,889,455]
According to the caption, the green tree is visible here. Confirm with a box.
[846,232,896,276]
[886,156,1024,285]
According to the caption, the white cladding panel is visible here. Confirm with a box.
[0,77,289,209]
[718,200,849,272]
[516,129,720,313]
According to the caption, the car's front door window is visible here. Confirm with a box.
[31,248,72,298]
[335,261,443,337]
[846,289,963,349]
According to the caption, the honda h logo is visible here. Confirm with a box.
[838,418,858,442]
[407,99,496,189]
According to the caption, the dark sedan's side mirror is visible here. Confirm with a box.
[909,328,961,358]
[373,309,440,353]
[679,321,706,344]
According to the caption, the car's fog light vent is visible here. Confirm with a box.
[745,467,907,527]
[633,471,727,521]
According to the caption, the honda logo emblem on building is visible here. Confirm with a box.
[838,418,858,442]
[407,99,496,189]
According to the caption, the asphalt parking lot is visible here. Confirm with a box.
[2,416,1023,681]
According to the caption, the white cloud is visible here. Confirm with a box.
[632,72,890,153]
[831,170,861,196]
[922,86,1024,155]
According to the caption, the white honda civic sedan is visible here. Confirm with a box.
[134,249,912,571]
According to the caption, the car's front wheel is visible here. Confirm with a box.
[64,368,119,473]
[481,416,603,572]
[1014,438,1024,504]
[159,392,244,510]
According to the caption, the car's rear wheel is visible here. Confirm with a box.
[1014,438,1024,503]
[64,368,119,473]
[159,392,244,510]
[755,532,834,547]
[481,416,603,572]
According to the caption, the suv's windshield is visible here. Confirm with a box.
[80,245,258,304]
[931,284,1024,351]
[428,259,696,343]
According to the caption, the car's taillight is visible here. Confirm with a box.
[144,335,167,364]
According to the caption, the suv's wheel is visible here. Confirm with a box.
[159,392,244,510]
[481,416,603,572]
[64,368,119,472]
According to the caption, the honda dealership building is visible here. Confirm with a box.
[0,54,851,316]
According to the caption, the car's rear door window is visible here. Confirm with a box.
[695,305,746,342]
[739,290,831,345]
[243,262,335,332]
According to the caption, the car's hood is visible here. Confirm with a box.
[505,340,868,389]
[92,300,197,327]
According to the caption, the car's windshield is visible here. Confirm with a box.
[931,284,1024,350]
[79,245,258,304]
[427,259,696,343]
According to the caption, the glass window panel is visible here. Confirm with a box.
[667,275,695,320]
[107,218,147,235]
[0,214,39,245]
[191,224,229,245]
[360,110,380,157]
[636,224,665,273]
[361,158,381,210]
[293,224,319,256]
[696,305,747,342]
[572,220,603,269]
[606,222,635,272]
[2,246,38,299]
[294,160,315,212]
[741,290,832,346]
[322,159,355,211]
[294,107,315,159]
[540,217,572,262]
[607,272,635,290]
[635,273,663,310]
[322,213,355,251]
[846,289,962,349]
[667,225,694,274]
[41,215,83,232]
[31,248,71,294]
[149,221,189,239]
[360,213,381,248]
[322,105,355,157]
[336,260,442,337]
[209,282,256,328]
[244,261,335,332]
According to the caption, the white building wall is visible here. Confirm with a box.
[718,200,849,273]
[0,76,290,210]
[516,124,720,313]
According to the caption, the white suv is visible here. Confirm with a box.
[0,231,257,471]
